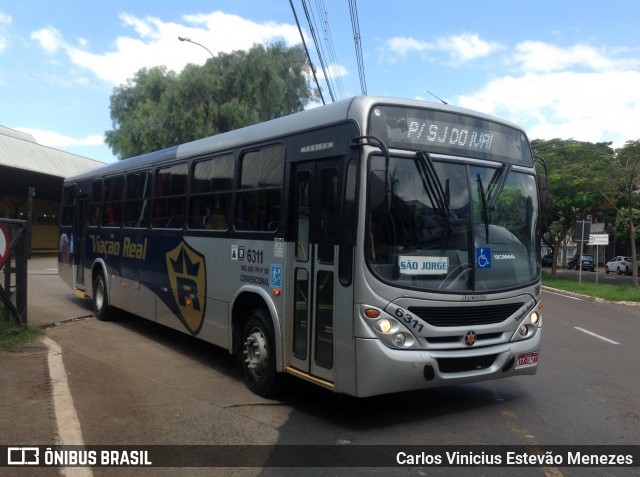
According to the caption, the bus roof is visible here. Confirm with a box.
[64,96,527,182]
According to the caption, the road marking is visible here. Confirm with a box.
[574,327,620,345]
[542,289,582,300]
[42,337,93,477]
[502,410,563,477]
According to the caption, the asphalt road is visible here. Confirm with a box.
[5,257,639,476]
[43,288,639,477]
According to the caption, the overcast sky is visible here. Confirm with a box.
[1,0,639,163]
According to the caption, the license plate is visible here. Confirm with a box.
[516,351,539,368]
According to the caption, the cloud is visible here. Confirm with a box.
[437,33,502,64]
[456,69,640,146]
[16,128,105,148]
[0,10,12,53]
[326,63,348,79]
[31,26,66,54]
[511,41,639,73]
[30,11,303,86]
[386,36,434,57]
[381,32,500,66]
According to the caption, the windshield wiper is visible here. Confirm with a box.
[416,151,450,217]
[476,173,490,241]
[416,151,452,248]
[487,163,512,210]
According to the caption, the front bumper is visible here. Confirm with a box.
[354,331,541,397]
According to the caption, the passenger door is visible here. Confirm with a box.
[74,195,88,289]
[289,159,344,383]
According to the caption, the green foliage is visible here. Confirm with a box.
[542,271,640,303]
[531,139,615,274]
[0,310,44,351]
[614,207,640,251]
[105,42,316,159]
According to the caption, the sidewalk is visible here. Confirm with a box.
[26,255,93,327]
[1,256,92,456]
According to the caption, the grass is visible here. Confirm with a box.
[0,305,44,352]
[542,271,640,303]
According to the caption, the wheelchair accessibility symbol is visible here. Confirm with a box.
[476,248,491,269]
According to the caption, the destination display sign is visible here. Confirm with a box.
[369,105,533,166]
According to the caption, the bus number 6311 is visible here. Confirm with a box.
[395,308,424,332]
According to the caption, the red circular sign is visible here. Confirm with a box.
[0,224,9,268]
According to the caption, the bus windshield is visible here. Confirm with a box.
[367,153,540,292]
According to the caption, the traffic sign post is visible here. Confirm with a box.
[588,234,609,284]
[574,221,591,284]
[0,219,29,325]
[0,223,9,269]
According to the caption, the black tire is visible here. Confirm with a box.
[240,309,283,397]
[93,273,111,321]
[617,267,621,275]
[605,266,610,274]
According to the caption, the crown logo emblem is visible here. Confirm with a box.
[166,241,206,334]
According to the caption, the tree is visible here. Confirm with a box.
[105,42,317,159]
[613,207,640,251]
[598,140,640,286]
[531,139,613,277]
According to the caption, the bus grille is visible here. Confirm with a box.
[436,354,497,373]
[408,302,524,327]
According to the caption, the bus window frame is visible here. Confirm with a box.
[234,143,285,233]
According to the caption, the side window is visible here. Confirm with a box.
[339,159,358,284]
[61,185,77,227]
[189,154,235,230]
[124,171,152,228]
[153,163,187,228]
[318,167,339,263]
[235,145,284,232]
[102,175,124,227]
[89,179,102,227]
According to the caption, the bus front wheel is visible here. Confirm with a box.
[93,273,111,321]
[240,309,282,397]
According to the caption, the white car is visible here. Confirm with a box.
[605,256,633,275]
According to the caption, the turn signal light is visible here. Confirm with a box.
[364,308,380,319]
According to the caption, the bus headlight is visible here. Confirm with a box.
[361,305,420,349]
[374,318,394,334]
[510,309,542,342]
[530,311,540,325]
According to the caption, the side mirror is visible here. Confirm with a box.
[533,154,549,208]
[537,173,549,208]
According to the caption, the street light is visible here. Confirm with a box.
[177,36,214,58]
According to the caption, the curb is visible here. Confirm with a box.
[542,285,640,307]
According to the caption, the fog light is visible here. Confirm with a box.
[530,311,540,325]
[519,324,528,336]
[393,333,406,347]
[375,318,393,333]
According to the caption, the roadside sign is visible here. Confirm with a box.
[588,234,609,245]
[0,223,9,268]
[574,221,591,242]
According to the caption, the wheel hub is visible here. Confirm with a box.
[243,329,268,376]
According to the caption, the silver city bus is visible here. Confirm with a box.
[59,96,544,397]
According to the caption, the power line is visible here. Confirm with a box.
[301,0,336,102]
[289,0,326,105]
[348,0,367,95]
[317,2,346,99]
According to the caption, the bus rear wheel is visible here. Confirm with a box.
[240,309,282,397]
[93,273,111,321]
